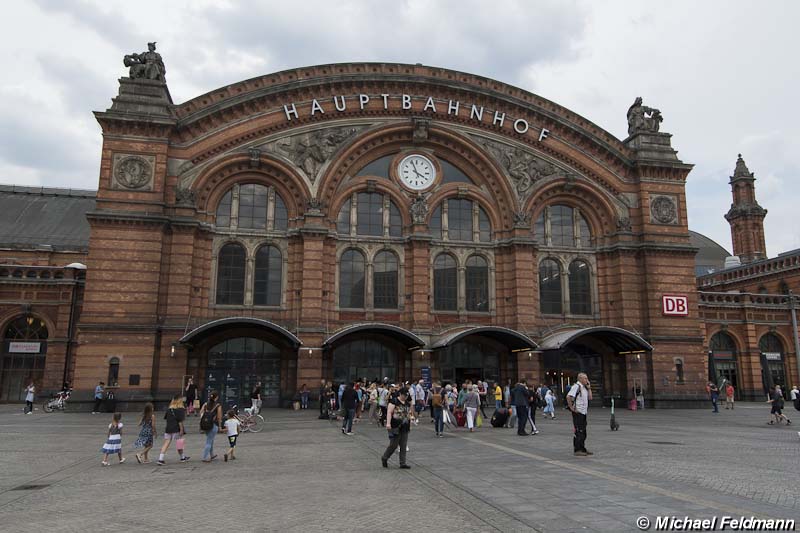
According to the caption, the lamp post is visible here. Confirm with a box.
[789,291,800,388]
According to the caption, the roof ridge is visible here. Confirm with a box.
[0,184,97,198]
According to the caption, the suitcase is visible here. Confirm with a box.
[455,409,466,427]
[491,408,509,427]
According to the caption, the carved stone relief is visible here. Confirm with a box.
[410,194,429,224]
[650,194,679,225]
[261,125,366,184]
[469,134,573,203]
[112,153,155,191]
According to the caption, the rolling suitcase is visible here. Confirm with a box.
[491,408,509,427]
[455,409,466,427]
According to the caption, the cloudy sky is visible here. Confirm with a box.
[2,0,798,257]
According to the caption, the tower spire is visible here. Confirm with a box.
[724,154,767,263]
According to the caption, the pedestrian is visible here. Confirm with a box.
[445,384,457,413]
[505,379,516,428]
[92,381,104,414]
[415,379,426,418]
[223,409,240,462]
[567,372,593,456]
[318,379,328,418]
[767,386,791,425]
[543,389,556,419]
[791,385,800,411]
[377,382,390,425]
[24,379,35,414]
[511,380,530,436]
[493,381,503,412]
[635,385,645,410]
[134,402,155,464]
[300,384,310,409]
[724,382,735,410]
[341,382,357,435]
[354,382,363,420]
[158,394,189,465]
[250,382,262,415]
[430,381,445,437]
[183,377,196,416]
[457,382,469,409]
[199,390,223,463]
[464,384,481,432]
[381,387,413,469]
[709,382,720,413]
[478,380,488,419]
[527,384,539,435]
[100,412,125,466]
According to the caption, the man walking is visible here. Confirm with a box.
[92,381,104,414]
[340,382,358,435]
[709,382,720,413]
[567,373,593,456]
[511,380,530,436]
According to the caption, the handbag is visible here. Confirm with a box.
[193,399,200,409]
[476,413,483,428]
[175,437,186,449]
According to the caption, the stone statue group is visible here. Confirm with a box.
[627,96,662,136]
[124,42,166,81]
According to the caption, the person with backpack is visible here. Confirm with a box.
[567,373,593,456]
[157,394,189,465]
[709,382,720,413]
[430,382,445,437]
[199,390,223,463]
[767,385,791,425]
[381,387,413,469]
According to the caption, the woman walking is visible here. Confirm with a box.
[300,384,310,409]
[200,390,223,462]
[381,387,413,469]
[158,394,189,465]
[24,379,35,414]
[526,384,540,435]
[100,412,125,466]
[543,389,556,419]
[185,377,197,416]
[464,385,481,432]
[134,403,156,464]
[767,386,791,425]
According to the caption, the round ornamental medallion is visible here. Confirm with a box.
[115,156,152,189]
[650,196,678,224]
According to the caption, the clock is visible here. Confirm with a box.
[397,154,437,191]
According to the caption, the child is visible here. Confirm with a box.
[223,409,240,462]
[100,412,125,466]
[134,403,155,464]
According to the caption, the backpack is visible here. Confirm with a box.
[431,388,443,408]
[200,404,217,431]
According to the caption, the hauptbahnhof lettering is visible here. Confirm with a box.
[0,53,797,408]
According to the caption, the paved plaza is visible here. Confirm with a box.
[0,402,797,532]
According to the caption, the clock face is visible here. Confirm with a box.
[398,154,436,191]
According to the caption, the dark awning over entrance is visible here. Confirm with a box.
[178,317,302,348]
[538,326,652,353]
[323,323,424,349]
[431,326,538,351]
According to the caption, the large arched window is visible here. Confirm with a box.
[759,333,786,387]
[337,192,402,237]
[433,254,458,311]
[214,183,289,231]
[759,333,783,354]
[432,198,491,242]
[254,245,282,306]
[373,251,399,309]
[535,205,592,248]
[339,249,366,308]
[216,243,246,305]
[539,259,562,314]
[568,260,591,315]
[465,255,489,312]
[710,331,737,354]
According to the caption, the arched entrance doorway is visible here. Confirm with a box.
[709,331,738,397]
[323,324,423,385]
[179,317,302,409]
[759,333,786,391]
[1,315,48,402]
[539,327,653,406]
[432,327,536,387]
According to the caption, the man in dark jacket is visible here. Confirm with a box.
[341,383,358,435]
[511,380,531,436]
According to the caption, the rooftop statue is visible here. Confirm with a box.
[627,96,662,136]
[123,42,166,81]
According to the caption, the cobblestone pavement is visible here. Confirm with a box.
[0,402,797,532]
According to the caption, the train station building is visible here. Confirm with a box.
[1,51,797,407]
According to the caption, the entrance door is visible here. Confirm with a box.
[206,337,282,408]
[715,360,738,398]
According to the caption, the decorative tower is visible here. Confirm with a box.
[724,154,767,263]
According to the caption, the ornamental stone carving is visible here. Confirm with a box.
[627,97,663,136]
[123,42,166,81]
[112,154,154,190]
[615,216,632,232]
[410,193,429,224]
[412,117,430,143]
[264,125,364,184]
[175,187,196,206]
[650,195,678,225]
[470,135,569,202]
[513,210,532,228]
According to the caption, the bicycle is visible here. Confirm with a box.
[232,404,264,433]
[43,389,72,413]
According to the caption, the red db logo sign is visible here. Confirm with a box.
[662,295,688,316]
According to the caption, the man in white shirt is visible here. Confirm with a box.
[567,372,593,457]
[415,380,426,416]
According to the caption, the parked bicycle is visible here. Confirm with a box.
[43,388,72,413]
[232,404,264,433]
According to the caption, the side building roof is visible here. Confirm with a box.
[0,184,97,252]
[689,230,731,277]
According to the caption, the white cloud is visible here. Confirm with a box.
[1,0,798,256]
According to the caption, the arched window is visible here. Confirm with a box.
[338,193,402,237]
[254,245,282,306]
[107,357,120,387]
[539,259,562,314]
[465,255,489,312]
[675,359,685,383]
[535,205,592,248]
[478,208,491,242]
[433,254,458,311]
[759,333,783,354]
[568,260,591,315]
[373,251,399,309]
[710,331,737,354]
[430,199,491,242]
[429,205,442,239]
[339,249,366,308]
[214,184,289,231]
[216,243,246,305]
[447,198,473,241]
